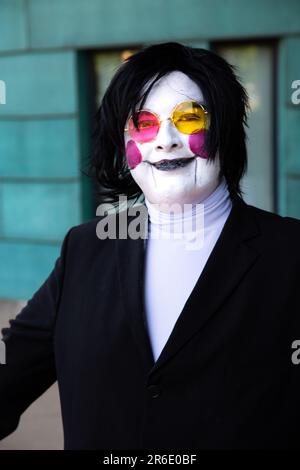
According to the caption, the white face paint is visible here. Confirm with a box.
[124,71,221,211]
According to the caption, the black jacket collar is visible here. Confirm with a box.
[116,195,261,378]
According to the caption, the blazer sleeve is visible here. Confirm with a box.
[0,226,73,440]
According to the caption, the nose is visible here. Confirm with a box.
[154,119,183,153]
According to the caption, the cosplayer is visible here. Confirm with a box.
[1,42,300,450]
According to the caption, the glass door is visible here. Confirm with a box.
[215,43,276,212]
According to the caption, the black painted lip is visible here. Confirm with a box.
[151,157,195,171]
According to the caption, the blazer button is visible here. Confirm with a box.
[147,384,161,398]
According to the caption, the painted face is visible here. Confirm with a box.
[124,71,221,210]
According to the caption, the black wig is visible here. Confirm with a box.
[87,42,249,206]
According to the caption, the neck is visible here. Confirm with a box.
[144,176,232,237]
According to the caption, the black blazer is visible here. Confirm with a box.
[1,195,300,450]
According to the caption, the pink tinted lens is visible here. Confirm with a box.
[128,111,159,143]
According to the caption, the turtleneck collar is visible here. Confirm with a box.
[144,176,232,239]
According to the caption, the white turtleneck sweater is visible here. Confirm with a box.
[143,177,233,362]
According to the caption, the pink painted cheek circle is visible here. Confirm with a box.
[126,140,142,169]
[189,130,208,159]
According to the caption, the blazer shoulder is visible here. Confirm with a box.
[245,202,300,240]
[68,216,100,239]
[64,211,124,253]
[64,216,102,251]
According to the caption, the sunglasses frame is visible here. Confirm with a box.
[124,100,210,141]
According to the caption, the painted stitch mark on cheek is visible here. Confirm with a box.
[189,130,208,159]
[126,140,142,169]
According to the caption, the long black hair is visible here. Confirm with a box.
[87,42,249,206]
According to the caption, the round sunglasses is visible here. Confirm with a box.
[125,100,210,144]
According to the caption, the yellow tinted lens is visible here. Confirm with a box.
[172,101,209,134]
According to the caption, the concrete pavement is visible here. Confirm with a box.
[0,299,63,450]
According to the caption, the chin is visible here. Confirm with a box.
[146,188,209,208]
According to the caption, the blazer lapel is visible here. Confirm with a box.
[116,195,262,376]
[115,208,155,370]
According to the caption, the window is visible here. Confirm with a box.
[215,43,276,212]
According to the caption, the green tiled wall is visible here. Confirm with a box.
[0,52,77,115]
[287,178,300,220]
[0,240,62,299]
[26,0,300,49]
[278,36,300,217]
[1,181,81,241]
[0,0,27,52]
[0,119,79,178]
[0,0,300,299]
[0,50,83,299]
